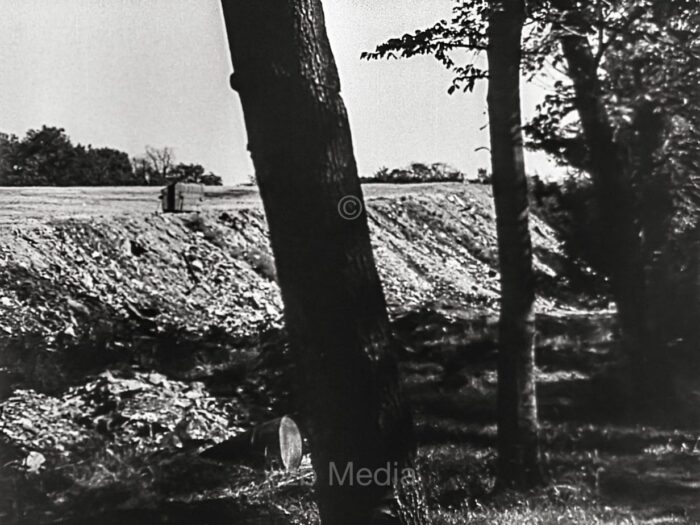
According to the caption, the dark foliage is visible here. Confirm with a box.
[362,162,466,184]
[0,127,222,186]
[367,0,700,417]
[170,163,223,186]
[529,174,607,276]
[0,127,139,186]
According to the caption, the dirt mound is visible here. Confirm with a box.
[0,183,575,348]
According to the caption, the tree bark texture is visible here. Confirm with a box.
[220,1,428,523]
[487,0,543,489]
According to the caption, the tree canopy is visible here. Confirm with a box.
[0,126,223,186]
[366,0,700,421]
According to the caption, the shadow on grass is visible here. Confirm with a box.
[2,303,699,524]
[396,308,700,523]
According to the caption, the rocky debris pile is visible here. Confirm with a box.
[0,368,296,523]
[0,210,283,344]
[0,371,240,461]
[368,190,567,312]
[0,183,585,447]
[0,184,575,357]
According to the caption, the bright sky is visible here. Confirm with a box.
[0,0,560,184]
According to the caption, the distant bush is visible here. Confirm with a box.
[0,127,140,186]
[168,163,222,186]
[476,168,491,184]
[362,162,466,183]
[131,146,222,186]
[0,127,222,187]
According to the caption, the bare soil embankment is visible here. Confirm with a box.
[0,183,581,348]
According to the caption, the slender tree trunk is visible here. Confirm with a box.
[487,0,543,489]
[631,102,675,405]
[552,0,651,408]
[220,2,428,524]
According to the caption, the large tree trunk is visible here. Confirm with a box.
[551,0,654,410]
[220,2,428,523]
[487,0,543,489]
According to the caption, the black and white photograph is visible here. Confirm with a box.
[0,1,698,523]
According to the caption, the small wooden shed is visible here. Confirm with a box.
[160,182,204,213]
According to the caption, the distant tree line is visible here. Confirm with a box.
[362,162,466,183]
[0,126,222,186]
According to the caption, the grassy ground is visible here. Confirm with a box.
[397,309,700,524]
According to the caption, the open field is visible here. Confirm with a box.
[0,183,482,226]
[0,186,261,225]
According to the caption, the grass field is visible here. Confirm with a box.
[0,186,261,225]
[0,183,482,226]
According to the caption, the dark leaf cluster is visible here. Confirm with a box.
[0,127,223,186]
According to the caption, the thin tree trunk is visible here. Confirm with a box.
[552,0,651,408]
[631,102,676,406]
[487,0,543,489]
[220,1,428,523]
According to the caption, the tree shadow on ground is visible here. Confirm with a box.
[2,305,699,524]
[396,308,700,523]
